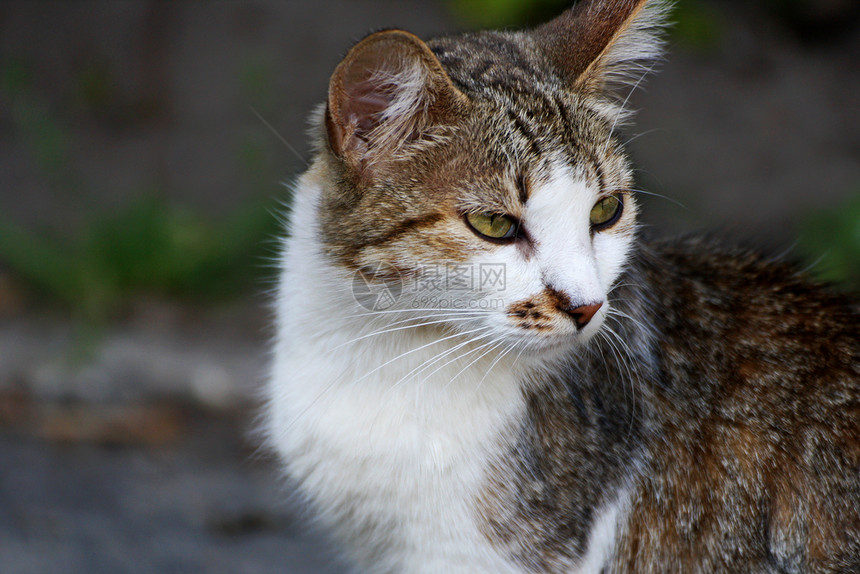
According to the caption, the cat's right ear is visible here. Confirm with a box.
[325,30,467,177]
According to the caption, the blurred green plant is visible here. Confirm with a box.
[0,197,282,321]
[75,59,117,116]
[240,54,276,114]
[2,59,72,183]
[671,0,722,50]
[798,191,860,292]
[447,0,566,28]
[1,55,287,322]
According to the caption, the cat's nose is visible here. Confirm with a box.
[561,302,603,329]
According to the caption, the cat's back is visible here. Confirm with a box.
[617,236,860,572]
[640,235,859,394]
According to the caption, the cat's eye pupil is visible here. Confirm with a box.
[589,195,623,230]
[466,212,516,241]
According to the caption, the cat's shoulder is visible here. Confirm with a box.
[631,233,858,391]
[637,233,859,324]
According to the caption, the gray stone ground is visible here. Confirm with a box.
[0,414,347,574]
[0,302,351,574]
[0,1,858,573]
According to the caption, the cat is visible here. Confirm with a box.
[265,0,860,572]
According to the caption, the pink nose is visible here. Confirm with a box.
[564,302,603,329]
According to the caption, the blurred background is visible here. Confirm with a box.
[0,1,858,572]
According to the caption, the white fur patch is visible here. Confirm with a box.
[575,489,630,574]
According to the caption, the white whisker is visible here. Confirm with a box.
[600,323,641,440]
[607,307,651,335]
[443,336,511,390]
[390,331,492,392]
[250,106,308,167]
[284,326,488,433]
[603,58,663,156]
[629,187,686,209]
[344,307,493,319]
[474,339,520,393]
[328,314,486,353]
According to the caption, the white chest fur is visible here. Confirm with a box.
[269,324,533,571]
[269,331,526,573]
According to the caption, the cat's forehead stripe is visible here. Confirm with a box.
[506,109,544,160]
[517,173,530,206]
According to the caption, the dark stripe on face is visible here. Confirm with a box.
[507,110,543,158]
[549,93,580,155]
[517,173,529,206]
[361,212,447,247]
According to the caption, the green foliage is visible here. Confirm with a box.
[1,58,29,95]
[447,0,567,28]
[0,197,281,320]
[1,55,286,321]
[798,191,860,292]
[672,0,723,50]
[2,61,69,179]
[240,54,276,113]
[75,59,116,114]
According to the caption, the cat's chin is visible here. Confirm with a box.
[510,327,600,357]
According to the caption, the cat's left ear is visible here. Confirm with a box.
[534,0,671,96]
[325,30,468,177]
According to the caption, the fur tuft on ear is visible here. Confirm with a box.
[325,30,467,176]
[534,0,672,96]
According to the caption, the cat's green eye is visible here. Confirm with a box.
[466,212,517,241]
[589,194,623,230]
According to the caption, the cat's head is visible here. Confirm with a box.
[311,0,669,353]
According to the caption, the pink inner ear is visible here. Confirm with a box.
[348,79,398,135]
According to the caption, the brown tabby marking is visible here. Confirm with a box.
[507,288,585,331]
[507,299,551,331]
[317,18,643,278]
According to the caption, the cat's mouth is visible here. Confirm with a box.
[499,315,607,356]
